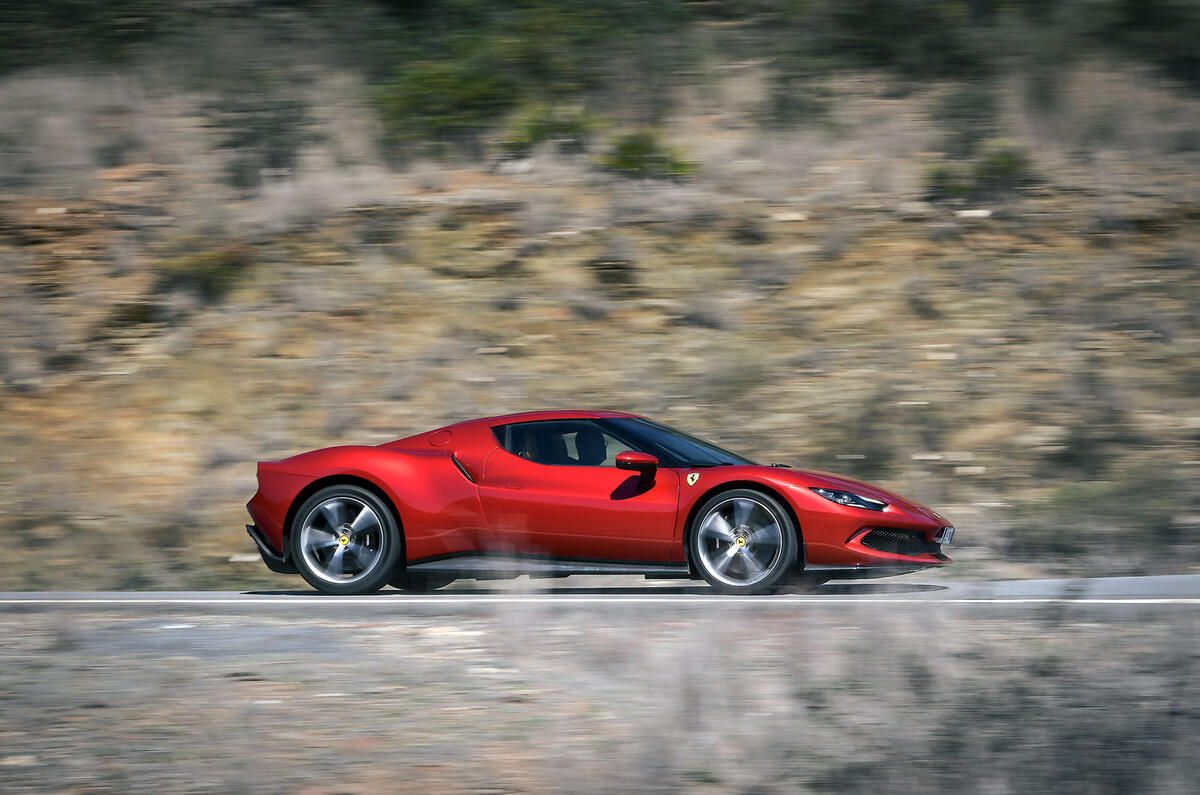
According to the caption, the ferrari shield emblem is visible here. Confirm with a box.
[686,472,700,486]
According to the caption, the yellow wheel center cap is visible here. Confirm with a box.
[338,535,350,545]
[735,536,747,548]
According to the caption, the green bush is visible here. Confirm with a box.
[601,130,697,179]
[763,63,835,129]
[155,244,254,304]
[972,139,1035,193]
[377,58,520,149]
[371,0,693,153]
[372,9,596,152]
[499,103,597,157]
[0,0,178,73]
[933,84,998,158]
[925,163,974,200]
[1103,0,1200,88]
[926,139,1034,200]
[205,71,314,192]
[797,0,990,79]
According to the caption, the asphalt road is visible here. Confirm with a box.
[1,573,1198,610]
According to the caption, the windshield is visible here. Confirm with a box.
[598,417,756,468]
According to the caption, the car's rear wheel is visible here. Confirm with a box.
[289,484,401,595]
[689,488,798,594]
[389,572,455,592]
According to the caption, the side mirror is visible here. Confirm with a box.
[616,451,659,476]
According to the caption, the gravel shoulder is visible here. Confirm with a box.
[2,598,1197,793]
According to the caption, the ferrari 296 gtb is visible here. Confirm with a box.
[245,410,953,594]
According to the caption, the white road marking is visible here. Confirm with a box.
[0,596,1197,606]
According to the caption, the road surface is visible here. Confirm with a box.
[2,574,1196,793]
[1,573,1198,611]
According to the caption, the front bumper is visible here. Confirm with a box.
[807,526,955,578]
[839,526,952,567]
[795,524,952,572]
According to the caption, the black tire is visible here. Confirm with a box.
[288,484,402,595]
[389,572,455,592]
[688,488,799,594]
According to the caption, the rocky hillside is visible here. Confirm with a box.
[1,50,1198,588]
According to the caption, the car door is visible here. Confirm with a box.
[477,419,680,562]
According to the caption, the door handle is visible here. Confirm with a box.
[493,482,524,490]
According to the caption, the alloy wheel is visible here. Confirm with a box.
[695,495,786,588]
[298,496,388,585]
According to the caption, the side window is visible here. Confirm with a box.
[493,420,635,466]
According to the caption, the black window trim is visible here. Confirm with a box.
[489,418,646,468]
[596,417,755,468]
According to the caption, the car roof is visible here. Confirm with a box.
[428,410,642,434]
[385,411,646,449]
[467,409,640,426]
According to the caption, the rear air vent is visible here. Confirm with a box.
[860,528,941,556]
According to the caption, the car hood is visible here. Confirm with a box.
[788,469,949,525]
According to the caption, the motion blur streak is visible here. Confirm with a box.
[2,2,1199,792]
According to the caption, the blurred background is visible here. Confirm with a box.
[1,0,1199,589]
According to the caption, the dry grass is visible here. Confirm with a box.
[0,605,1196,793]
[1,55,1200,589]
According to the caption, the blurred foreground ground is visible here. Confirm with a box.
[1,598,1197,793]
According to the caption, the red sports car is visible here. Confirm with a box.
[246,410,953,594]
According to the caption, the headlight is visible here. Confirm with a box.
[810,487,888,511]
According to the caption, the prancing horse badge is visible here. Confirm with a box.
[686,472,700,486]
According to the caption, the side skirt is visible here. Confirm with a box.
[406,554,693,581]
[805,563,934,579]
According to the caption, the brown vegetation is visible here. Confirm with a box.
[1,605,1196,792]
[1,7,1199,590]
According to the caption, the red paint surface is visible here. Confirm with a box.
[247,410,952,571]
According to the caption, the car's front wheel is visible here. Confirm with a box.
[289,484,401,595]
[689,488,798,594]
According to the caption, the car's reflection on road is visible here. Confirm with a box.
[245,580,949,597]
